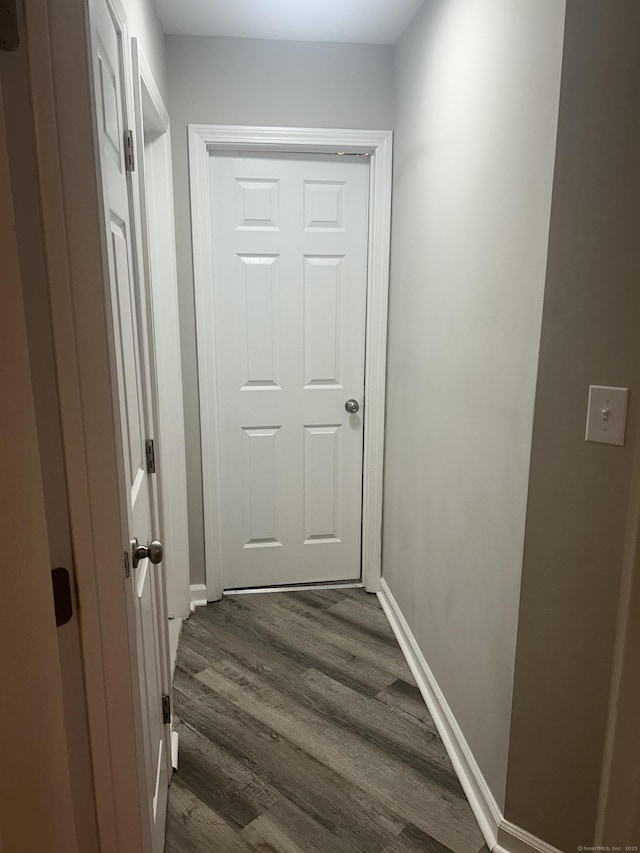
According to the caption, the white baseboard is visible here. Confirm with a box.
[377,579,501,846]
[495,820,564,853]
[377,578,561,853]
[189,584,208,611]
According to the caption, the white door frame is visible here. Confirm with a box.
[596,415,640,839]
[188,125,393,602]
[131,40,190,621]
[0,70,79,853]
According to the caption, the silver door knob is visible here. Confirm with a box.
[345,399,360,414]
[130,537,163,569]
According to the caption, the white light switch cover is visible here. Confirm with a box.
[585,385,629,446]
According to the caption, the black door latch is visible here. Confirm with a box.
[51,567,73,627]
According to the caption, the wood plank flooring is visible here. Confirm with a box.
[165,588,487,853]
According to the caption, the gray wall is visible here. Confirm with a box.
[122,0,167,102]
[382,0,565,809]
[166,36,394,585]
[505,0,640,846]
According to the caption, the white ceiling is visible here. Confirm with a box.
[154,0,425,45]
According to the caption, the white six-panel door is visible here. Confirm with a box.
[210,152,370,589]
[90,1,170,848]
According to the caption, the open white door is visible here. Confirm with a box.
[88,0,171,848]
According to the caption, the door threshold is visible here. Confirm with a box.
[224,580,363,596]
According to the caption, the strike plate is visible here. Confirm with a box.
[0,1,18,52]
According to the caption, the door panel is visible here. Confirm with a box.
[239,254,280,387]
[304,255,342,386]
[210,153,369,589]
[109,215,145,483]
[304,424,341,543]
[90,1,170,848]
[242,426,281,547]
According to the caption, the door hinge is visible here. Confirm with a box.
[124,129,135,171]
[145,438,156,474]
[0,1,19,52]
[162,694,171,725]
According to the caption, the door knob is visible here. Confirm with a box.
[130,537,163,569]
[345,399,360,414]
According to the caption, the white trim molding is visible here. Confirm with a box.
[496,821,565,853]
[189,584,208,611]
[188,125,393,602]
[377,578,563,853]
[132,41,190,621]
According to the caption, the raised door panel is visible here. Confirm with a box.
[304,180,345,231]
[96,42,121,168]
[236,178,280,231]
[108,216,145,492]
[303,425,341,544]
[238,255,281,390]
[303,255,343,390]
[241,426,282,549]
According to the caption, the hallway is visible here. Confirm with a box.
[165,589,486,852]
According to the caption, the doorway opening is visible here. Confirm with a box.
[132,41,190,681]
[188,125,392,602]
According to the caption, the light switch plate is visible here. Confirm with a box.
[585,385,629,446]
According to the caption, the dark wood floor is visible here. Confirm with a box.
[165,588,487,853]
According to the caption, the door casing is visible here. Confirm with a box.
[0,68,80,853]
[596,411,640,840]
[188,124,393,602]
[131,39,190,622]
